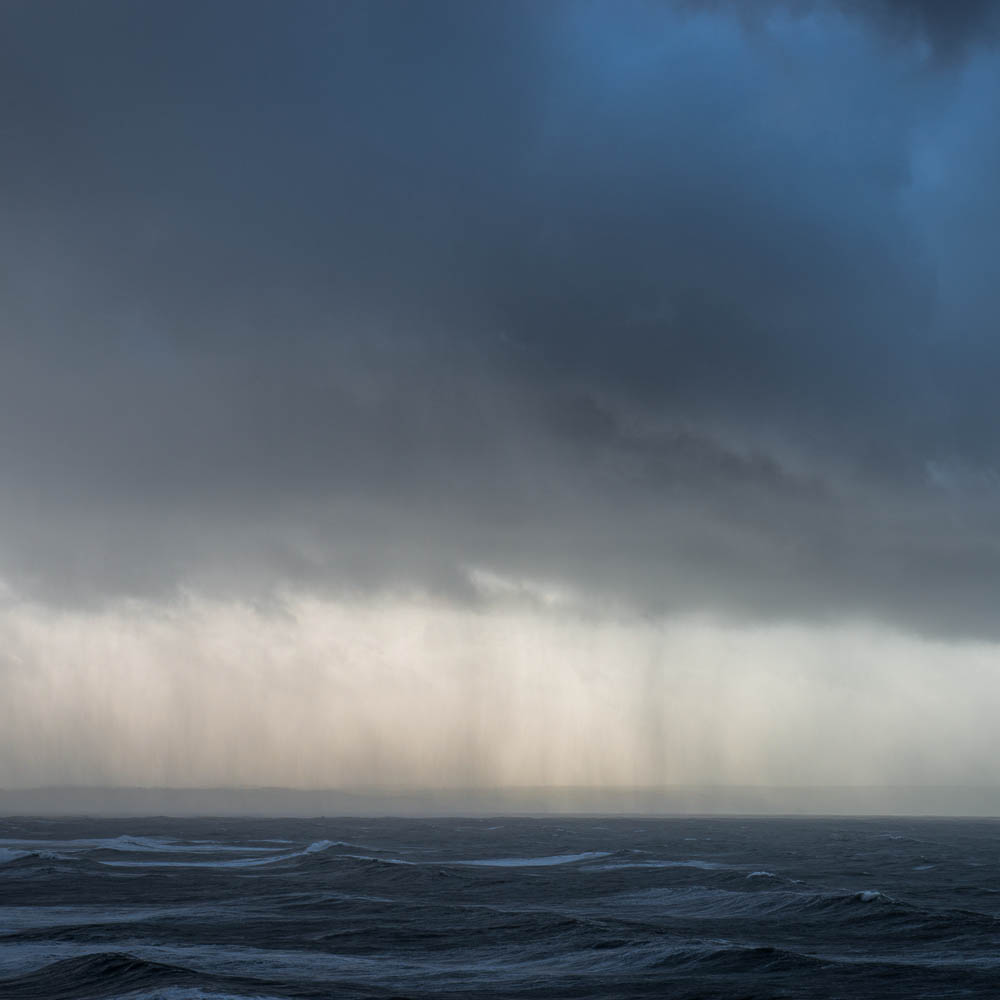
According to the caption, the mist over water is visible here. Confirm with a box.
[2,590,997,795]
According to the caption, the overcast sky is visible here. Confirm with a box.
[2,2,1000,796]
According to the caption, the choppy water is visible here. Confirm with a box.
[1,816,998,998]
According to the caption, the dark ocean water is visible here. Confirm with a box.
[1,816,998,999]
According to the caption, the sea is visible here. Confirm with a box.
[0,815,998,999]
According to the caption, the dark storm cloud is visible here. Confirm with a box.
[682,0,1000,60]
[854,0,1000,52]
[2,1,1000,636]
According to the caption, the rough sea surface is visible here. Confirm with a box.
[1,816,998,999]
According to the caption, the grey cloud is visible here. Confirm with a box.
[2,1,1000,637]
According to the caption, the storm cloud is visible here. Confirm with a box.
[3,0,1000,642]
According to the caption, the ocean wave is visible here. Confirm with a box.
[98,839,340,869]
[854,890,892,903]
[335,853,418,866]
[584,857,730,871]
[118,990,287,1000]
[0,836,286,856]
[0,952,193,1000]
[0,847,74,866]
[450,852,612,867]
[607,885,797,919]
[603,884,918,922]
[653,942,830,975]
[471,937,830,978]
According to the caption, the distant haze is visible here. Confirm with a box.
[4,785,1000,819]
[2,2,1000,809]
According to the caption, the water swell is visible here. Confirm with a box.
[0,951,302,1000]
[0,953,193,1000]
[607,885,938,923]
[3,817,999,998]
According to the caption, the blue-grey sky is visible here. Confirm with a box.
[2,2,1000,793]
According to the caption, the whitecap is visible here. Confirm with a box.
[855,890,892,902]
[99,840,338,869]
[0,847,70,865]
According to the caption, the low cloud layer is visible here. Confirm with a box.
[3,1,1000,641]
